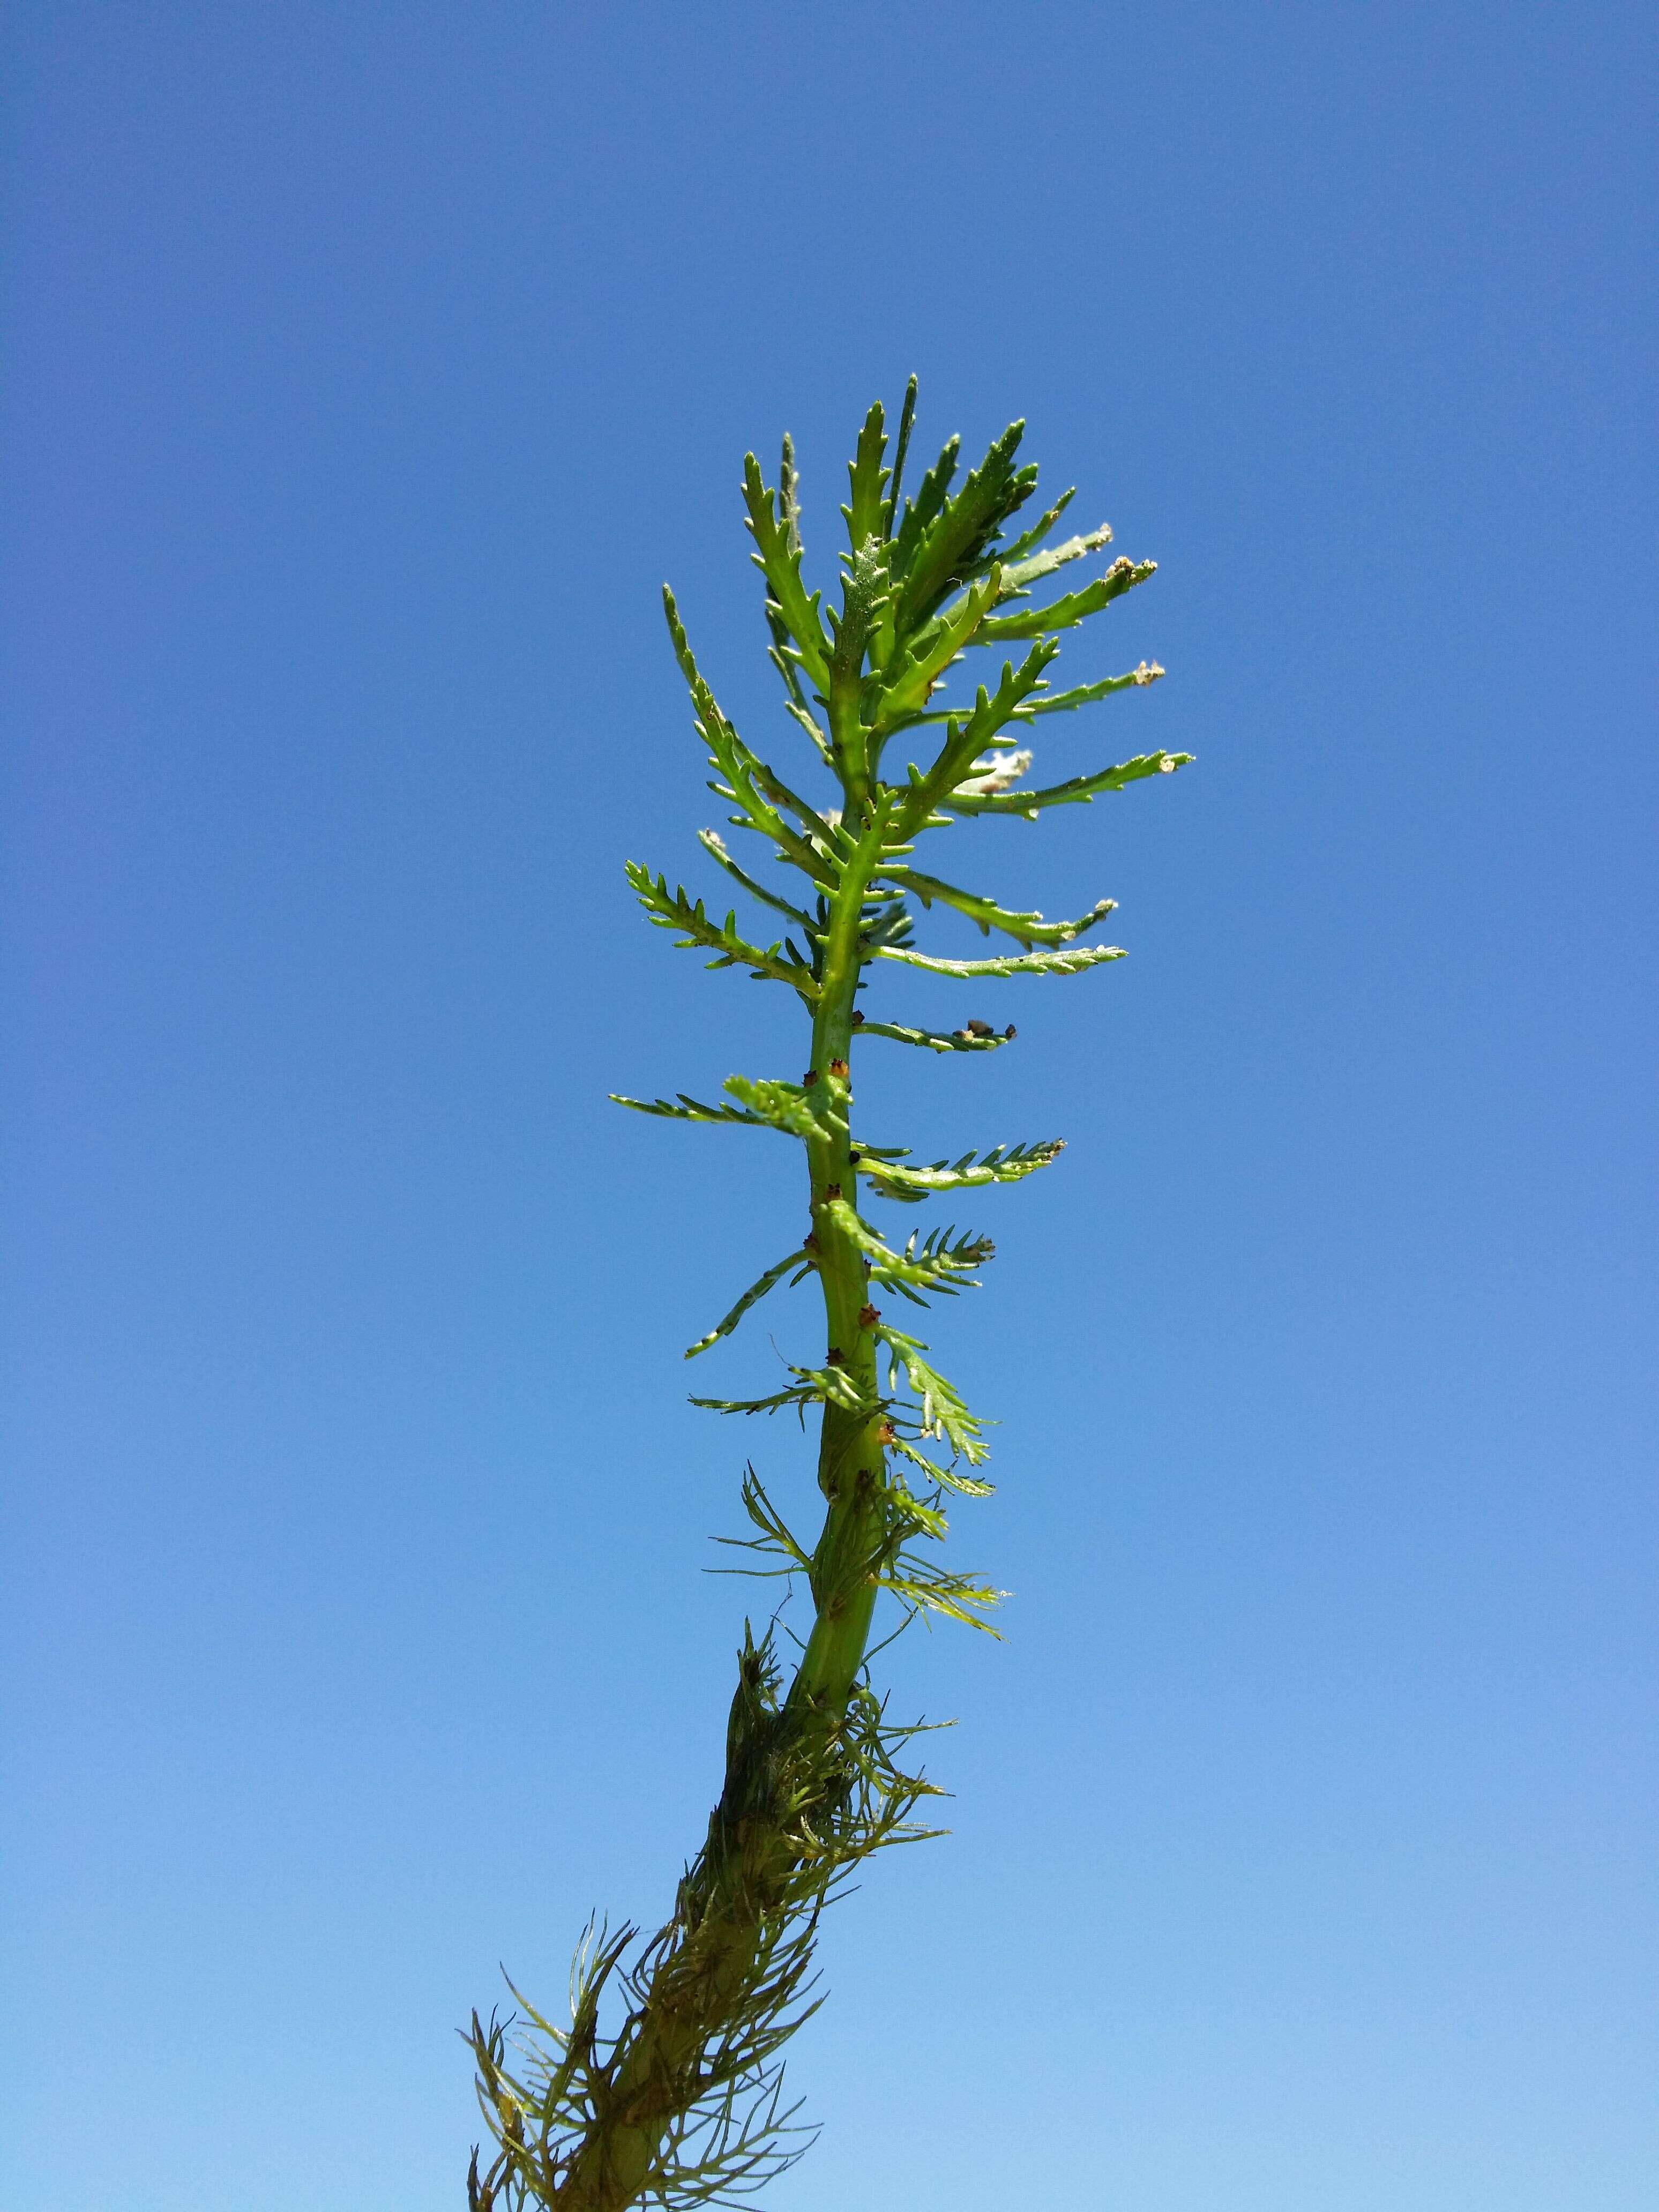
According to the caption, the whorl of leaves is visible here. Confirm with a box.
[466,1631,940,2212]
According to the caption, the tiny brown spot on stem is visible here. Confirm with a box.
[858,1304,880,1328]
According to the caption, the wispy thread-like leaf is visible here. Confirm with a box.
[685,1253,812,1359]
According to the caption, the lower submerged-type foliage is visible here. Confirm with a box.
[466,384,1189,2210]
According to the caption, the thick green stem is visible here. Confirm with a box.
[560,826,890,2212]
[790,821,887,1710]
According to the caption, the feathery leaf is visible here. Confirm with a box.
[842,399,890,550]
[858,1140,1065,1200]
[899,639,1061,830]
[663,587,835,883]
[881,868,1117,948]
[944,748,1192,817]
[978,555,1157,641]
[742,454,831,690]
[894,421,1038,627]
[999,520,1114,592]
[721,1073,832,1142]
[697,830,819,934]
[854,1020,1013,1055]
[877,1325,990,1466]
[610,1090,776,1130]
[626,863,820,996]
[869,570,1002,734]
[685,1252,812,1359]
[1019,658,1165,716]
[873,938,1126,980]
[996,486,1078,566]
[881,376,920,539]
[824,1200,994,1299]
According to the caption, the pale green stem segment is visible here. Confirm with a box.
[791,806,892,1709]
[559,825,892,2212]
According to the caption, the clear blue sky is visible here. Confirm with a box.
[3,6,1654,2208]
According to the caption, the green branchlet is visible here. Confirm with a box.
[467,385,1188,2212]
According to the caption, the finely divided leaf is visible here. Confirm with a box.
[609,1090,774,1129]
[978,556,1157,642]
[944,749,1193,817]
[873,939,1127,981]
[842,399,891,550]
[894,421,1039,627]
[882,868,1117,948]
[855,1020,1012,1055]
[711,1466,816,1578]
[823,1200,994,1301]
[899,640,1061,829]
[878,1553,1004,1633]
[685,1251,812,1359]
[888,434,960,577]
[999,521,1114,592]
[997,487,1078,567]
[885,1428,995,1497]
[626,862,819,995]
[693,1361,876,1420]
[697,830,819,934]
[877,1326,991,1466]
[663,587,835,883]
[722,1072,838,1142]
[742,454,832,690]
[869,571,1001,734]
[1019,659,1165,716]
[881,376,920,538]
[859,1140,1065,1200]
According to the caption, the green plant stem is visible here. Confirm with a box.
[556,864,890,2212]
[794,847,886,1710]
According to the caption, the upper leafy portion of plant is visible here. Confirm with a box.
[617,384,1189,1535]
[656,383,1183,911]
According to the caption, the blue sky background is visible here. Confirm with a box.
[3,5,1654,2208]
